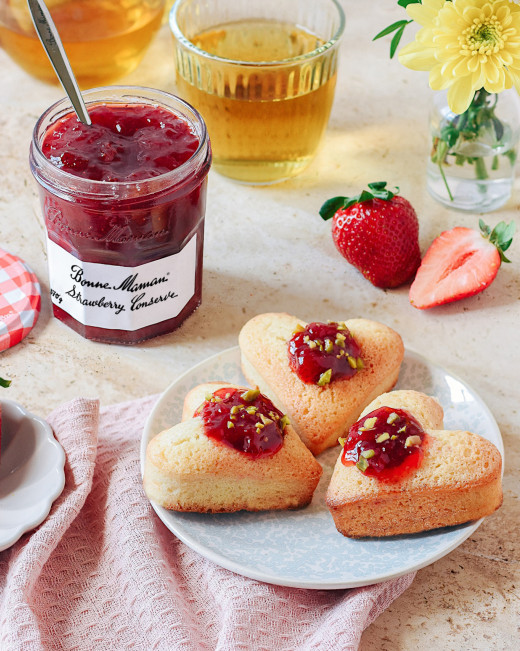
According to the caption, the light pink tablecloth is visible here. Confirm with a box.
[0,396,414,650]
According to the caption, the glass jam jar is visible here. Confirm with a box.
[30,86,212,344]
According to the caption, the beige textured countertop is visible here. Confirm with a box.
[1,2,518,648]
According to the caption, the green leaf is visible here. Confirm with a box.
[355,190,376,205]
[440,124,459,149]
[368,181,398,200]
[479,218,491,238]
[373,19,409,41]
[390,23,407,58]
[319,196,347,220]
[481,220,516,263]
[320,182,398,220]
[0,377,11,388]
[492,116,504,142]
[367,181,387,191]
[398,0,421,7]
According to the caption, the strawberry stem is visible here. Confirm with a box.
[479,219,516,263]
[319,182,399,220]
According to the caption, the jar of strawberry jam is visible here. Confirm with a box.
[29,86,211,344]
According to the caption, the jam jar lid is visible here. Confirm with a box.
[0,248,41,351]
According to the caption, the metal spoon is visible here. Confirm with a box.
[27,0,91,125]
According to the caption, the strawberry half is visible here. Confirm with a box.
[409,220,515,309]
[320,182,421,289]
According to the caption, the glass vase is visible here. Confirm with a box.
[426,89,520,212]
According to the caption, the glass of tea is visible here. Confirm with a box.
[0,0,165,87]
[169,0,345,184]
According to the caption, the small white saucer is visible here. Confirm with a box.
[0,399,65,552]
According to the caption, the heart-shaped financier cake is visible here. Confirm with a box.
[326,390,503,538]
[238,313,405,456]
[143,383,322,513]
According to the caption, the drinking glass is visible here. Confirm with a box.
[170,0,345,184]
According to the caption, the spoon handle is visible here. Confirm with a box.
[27,0,92,125]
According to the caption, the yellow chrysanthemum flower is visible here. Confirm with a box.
[399,0,520,113]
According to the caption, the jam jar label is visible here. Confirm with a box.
[46,235,197,331]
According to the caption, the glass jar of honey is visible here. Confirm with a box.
[0,0,165,86]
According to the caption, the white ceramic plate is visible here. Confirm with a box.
[141,347,503,589]
[0,399,66,552]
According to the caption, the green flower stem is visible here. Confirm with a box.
[474,156,489,180]
[438,159,454,201]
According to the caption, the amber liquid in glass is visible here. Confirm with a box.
[175,20,337,184]
[0,0,164,87]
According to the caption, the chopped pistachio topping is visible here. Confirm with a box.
[245,406,258,414]
[347,355,357,369]
[213,396,222,403]
[361,448,375,459]
[241,388,260,402]
[303,335,310,343]
[405,435,422,448]
[391,434,398,440]
[324,338,334,353]
[317,368,332,386]
[337,322,347,330]
[204,392,213,401]
[338,437,347,447]
[230,405,240,415]
[225,393,231,399]
[269,411,280,421]
[356,456,369,472]
[376,432,390,443]
[387,412,399,425]
[398,425,407,433]
[363,416,378,430]
[255,422,265,429]
[356,357,364,369]
[259,414,273,425]
[293,323,305,334]
[308,340,317,349]
[227,421,234,429]
[280,415,291,430]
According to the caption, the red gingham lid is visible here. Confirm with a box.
[0,248,41,352]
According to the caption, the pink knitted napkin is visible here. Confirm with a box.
[0,396,414,650]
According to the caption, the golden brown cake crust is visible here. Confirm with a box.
[143,383,323,513]
[325,390,503,537]
[238,313,404,455]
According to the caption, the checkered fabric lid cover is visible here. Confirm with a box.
[0,248,41,352]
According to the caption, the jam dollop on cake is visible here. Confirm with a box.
[197,387,289,458]
[287,321,363,385]
[341,406,426,481]
[42,103,200,182]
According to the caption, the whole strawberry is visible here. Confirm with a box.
[409,220,515,309]
[320,182,421,288]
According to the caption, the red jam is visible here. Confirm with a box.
[197,388,288,458]
[42,104,199,182]
[31,92,211,345]
[288,321,363,385]
[341,407,426,482]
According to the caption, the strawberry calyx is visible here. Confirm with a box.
[319,182,399,221]
[0,377,11,388]
[479,219,515,264]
